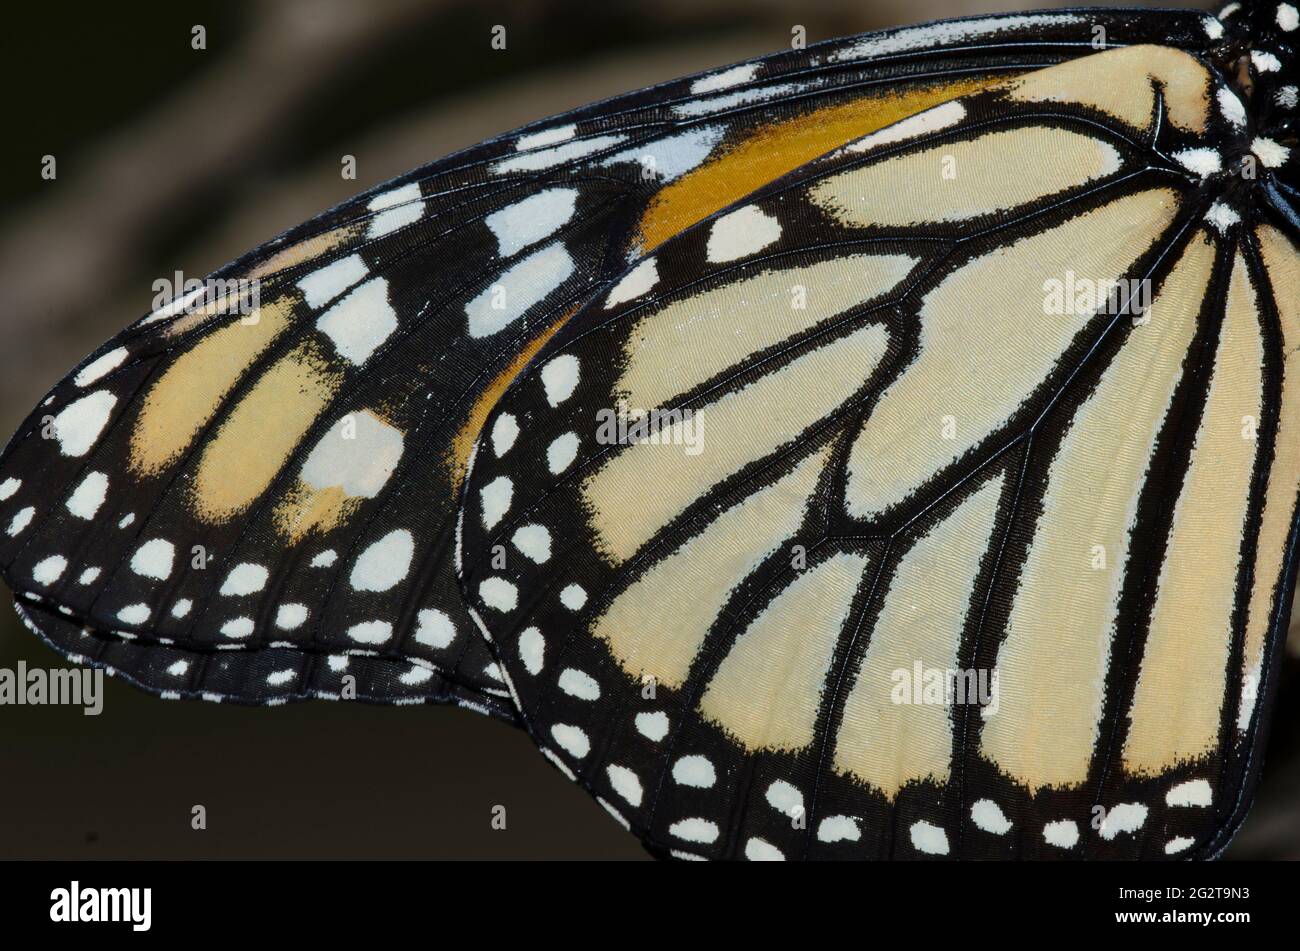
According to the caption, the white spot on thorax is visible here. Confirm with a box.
[1205,201,1241,232]
[1216,87,1247,127]
[1252,136,1291,168]
[1278,3,1299,31]
[1173,147,1222,177]
[1252,50,1283,73]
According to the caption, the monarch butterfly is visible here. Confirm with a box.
[1,2,1297,860]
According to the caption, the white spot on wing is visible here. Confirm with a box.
[52,391,117,457]
[669,817,718,843]
[672,755,716,788]
[817,815,861,843]
[605,258,658,308]
[519,627,545,674]
[366,182,423,239]
[1166,778,1212,807]
[479,577,517,612]
[75,347,129,387]
[316,277,398,365]
[845,100,966,154]
[635,710,668,740]
[298,254,368,309]
[481,476,513,529]
[551,723,590,757]
[559,584,587,610]
[558,667,600,700]
[0,477,19,500]
[706,205,781,263]
[909,820,950,855]
[606,764,643,807]
[346,619,393,644]
[1098,802,1148,840]
[465,243,574,338]
[541,354,580,406]
[971,799,1012,835]
[690,63,758,94]
[491,413,518,456]
[350,528,414,592]
[275,603,309,630]
[485,188,578,257]
[131,539,175,580]
[415,608,456,648]
[1043,819,1079,848]
[220,562,269,596]
[493,135,625,174]
[547,432,579,473]
[765,780,804,819]
[66,471,109,519]
[32,555,68,585]
[512,524,551,563]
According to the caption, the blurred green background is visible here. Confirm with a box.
[0,0,1295,859]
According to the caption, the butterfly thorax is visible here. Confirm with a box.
[1214,1,1299,224]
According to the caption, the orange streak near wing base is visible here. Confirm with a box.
[448,308,575,489]
[637,74,1008,252]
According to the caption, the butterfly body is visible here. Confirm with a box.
[2,2,1298,859]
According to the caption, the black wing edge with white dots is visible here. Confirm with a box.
[0,10,1223,717]
[458,30,1300,859]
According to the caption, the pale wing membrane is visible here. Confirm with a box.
[458,42,1258,860]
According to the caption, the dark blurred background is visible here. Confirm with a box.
[0,0,1295,859]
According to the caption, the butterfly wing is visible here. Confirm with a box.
[457,37,1300,858]
[0,9,1227,716]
